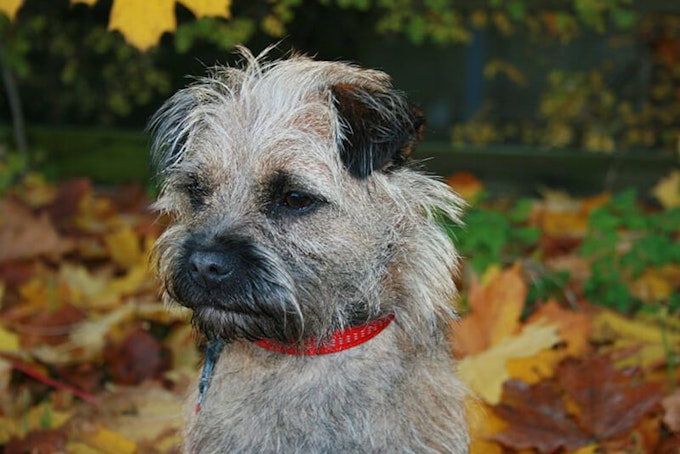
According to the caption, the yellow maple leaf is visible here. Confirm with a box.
[108,0,176,50]
[81,427,137,454]
[104,225,143,269]
[458,323,560,404]
[178,0,231,18]
[468,400,506,454]
[592,308,680,369]
[0,0,23,20]
[506,301,591,384]
[652,170,680,209]
[70,0,98,5]
[630,268,673,303]
[0,326,19,352]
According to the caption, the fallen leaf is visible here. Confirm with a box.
[80,427,137,454]
[662,389,680,433]
[558,356,663,440]
[0,325,20,352]
[468,400,505,454]
[80,382,184,444]
[446,172,484,202]
[458,322,560,404]
[104,226,144,269]
[652,170,680,209]
[104,325,169,385]
[630,268,674,303]
[0,403,71,443]
[4,429,66,454]
[591,308,680,346]
[0,199,72,263]
[592,308,680,369]
[492,380,591,453]
[452,263,526,356]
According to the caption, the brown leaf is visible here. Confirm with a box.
[492,380,591,453]
[558,356,663,440]
[105,325,169,385]
[662,389,680,433]
[4,429,66,454]
[45,179,92,225]
[0,199,72,263]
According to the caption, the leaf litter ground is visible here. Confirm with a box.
[0,172,679,453]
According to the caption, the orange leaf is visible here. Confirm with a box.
[446,172,484,203]
[528,300,591,357]
[507,300,592,383]
[453,263,526,356]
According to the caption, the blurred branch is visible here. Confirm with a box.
[0,43,28,155]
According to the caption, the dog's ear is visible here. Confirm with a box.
[331,83,425,179]
[148,89,198,178]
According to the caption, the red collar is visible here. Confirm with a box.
[254,314,395,355]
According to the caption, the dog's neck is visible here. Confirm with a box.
[253,313,395,355]
[195,314,395,414]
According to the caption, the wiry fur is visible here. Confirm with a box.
[151,47,469,453]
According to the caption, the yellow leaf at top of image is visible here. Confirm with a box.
[0,0,23,20]
[71,0,98,5]
[108,0,177,50]
[104,0,231,50]
[179,0,231,18]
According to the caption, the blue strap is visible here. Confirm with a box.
[196,338,225,414]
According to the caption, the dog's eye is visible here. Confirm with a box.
[282,191,315,211]
[181,174,210,209]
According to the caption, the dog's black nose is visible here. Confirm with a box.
[189,250,234,286]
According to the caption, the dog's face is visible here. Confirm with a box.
[151,51,458,345]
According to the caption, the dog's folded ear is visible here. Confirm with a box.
[149,89,197,177]
[331,83,425,179]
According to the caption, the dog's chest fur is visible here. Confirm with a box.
[188,330,466,453]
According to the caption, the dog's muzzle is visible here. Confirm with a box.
[169,233,303,342]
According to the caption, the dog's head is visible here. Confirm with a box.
[150,48,461,345]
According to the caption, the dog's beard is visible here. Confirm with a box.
[167,235,304,343]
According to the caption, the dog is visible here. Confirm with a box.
[150,47,469,453]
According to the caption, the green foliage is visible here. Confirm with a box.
[174,17,255,53]
[0,150,28,194]
[448,198,540,274]
[580,190,680,312]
